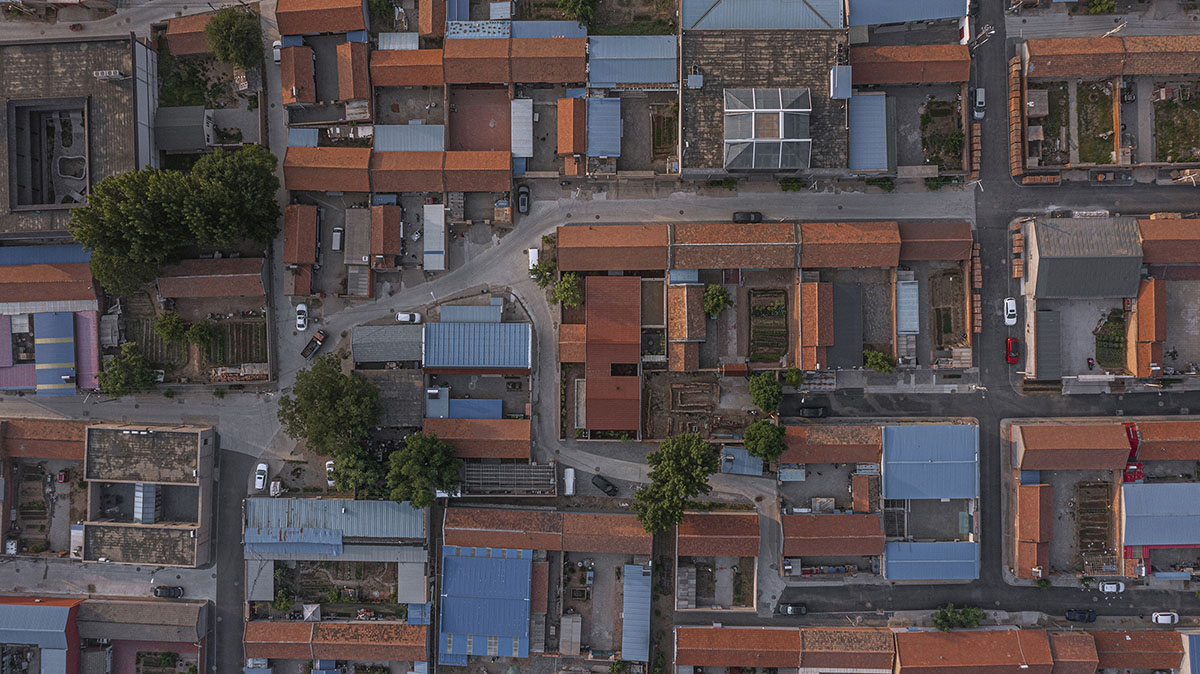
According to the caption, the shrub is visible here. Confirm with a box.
[1087,0,1115,13]
[703,284,731,318]
[782,367,803,388]
[748,372,782,412]
[933,604,985,632]
[863,349,896,374]
[552,273,583,308]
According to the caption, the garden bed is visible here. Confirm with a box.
[591,0,675,34]
[748,289,788,363]
[1030,82,1070,165]
[1154,87,1200,163]
[921,100,964,171]
[1094,310,1126,370]
[1077,81,1115,164]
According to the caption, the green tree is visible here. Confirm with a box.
[331,445,388,498]
[743,420,785,462]
[1086,0,1115,13]
[633,433,719,533]
[68,169,195,294]
[386,432,463,508]
[552,272,584,308]
[205,7,264,70]
[271,586,293,612]
[97,342,156,397]
[556,0,594,25]
[863,349,896,374]
[188,146,282,246]
[782,367,803,388]
[748,371,782,413]
[703,284,731,318]
[153,311,188,344]
[531,258,557,289]
[186,320,215,347]
[609,662,629,674]
[932,604,985,632]
[277,354,381,454]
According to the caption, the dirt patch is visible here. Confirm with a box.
[652,102,678,159]
[591,0,675,34]
[644,371,756,439]
[1074,480,1115,576]
[929,267,967,351]
[1029,82,1070,166]
[921,100,964,171]
[748,289,787,363]
[561,362,583,440]
[1154,85,1200,163]
[1077,81,1116,164]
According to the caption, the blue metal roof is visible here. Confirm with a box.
[830,65,852,100]
[621,565,651,662]
[245,498,426,539]
[446,0,469,22]
[588,36,677,87]
[41,648,68,673]
[511,20,586,37]
[0,603,72,649]
[346,29,369,42]
[409,602,432,625]
[1020,470,1042,485]
[587,98,622,158]
[375,124,446,152]
[849,95,889,171]
[288,127,319,147]
[440,304,502,323]
[682,0,842,30]
[281,35,304,47]
[424,322,532,371]
[848,0,964,26]
[448,399,503,419]
[719,446,763,477]
[244,527,344,556]
[1189,635,1200,674]
[440,546,531,659]
[669,269,699,284]
[882,425,979,499]
[884,541,979,580]
[0,244,90,266]
[1122,483,1200,546]
[34,312,76,397]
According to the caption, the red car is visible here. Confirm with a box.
[1006,337,1020,365]
[56,469,68,483]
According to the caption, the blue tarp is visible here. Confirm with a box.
[882,425,979,500]
[448,399,503,419]
[586,98,621,158]
[244,527,344,556]
[849,0,964,26]
[621,565,651,662]
[33,312,76,397]
[884,541,979,580]
[440,546,531,660]
[0,244,89,266]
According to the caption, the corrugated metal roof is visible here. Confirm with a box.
[830,64,852,99]
[882,425,979,499]
[379,32,420,49]
[41,648,68,673]
[1189,635,1200,674]
[669,269,699,284]
[424,204,446,272]
[848,0,965,26]
[1035,310,1062,380]
[719,445,764,476]
[397,560,428,603]
[512,98,534,158]
[621,565,651,662]
[1030,218,1142,299]
[376,124,446,152]
[511,20,586,37]
[682,0,842,29]
[896,280,919,335]
[34,312,76,397]
[0,244,89,266]
[447,0,470,22]
[352,324,424,363]
[424,322,532,370]
[244,527,344,556]
[588,36,677,86]
[245,498,426,539]
[448,399,503,419]
[587,98,622,158]
[440,545,531,658]
[440,304,503,323]
[0,603,71,648]
[1122,482,1200,546]
[884,541,979,580]
[245,559,275,601]
[426,387,450,419]
[849,94,889,171]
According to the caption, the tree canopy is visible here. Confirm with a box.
[331,445,388,499]
[743,420,785,462]
[205,7,264,70]
[277,354,381,454]
[154,312,188,344]
[633,433,719,533]
[703,284,731,317]
[556,0,594,25]
[98,342,157,397]
[748,372,782,413]
[188,146,281,246]
[552,272,584,308]
[782,367,803,388]
[386,432,463,508]
[863,349,896,374]
[186,321,215,347]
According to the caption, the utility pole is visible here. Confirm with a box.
[969,23,995,52]
[1101,21,1127,38]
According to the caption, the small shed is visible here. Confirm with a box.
[155,106,214,153]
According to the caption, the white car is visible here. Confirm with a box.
[272,40,282,64]
[326,460,335,488]
[1003,297,1018,326]
[1152,612,1179,625]
[396,312,422,324]
[296,303,309,331]
[254,463,268,491]
[1099,581,1125,594]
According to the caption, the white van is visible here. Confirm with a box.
[563,467,576,496]
[528,248,540,277]
[973,88,986,119]
[331,227,344,251]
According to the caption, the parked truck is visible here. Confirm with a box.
[300,329,327,359]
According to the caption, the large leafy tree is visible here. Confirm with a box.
[748,371,782,413]
[552,273,583,308]
[387,432,463,508]
[332,445,388,498]
[633,433,719,533]
[68,169,195,293]
[277,354,381,454]
[189,146,281,246]
[153,311,188,344]
[97,343,156,397]
[205,7,264,70]
[743,420,785,462]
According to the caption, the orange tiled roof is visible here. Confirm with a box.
[1136,278,1166,343]
[165,11,215,56]
[800,628,896,671]
[559,323,586,363]
[0,419,86,460]
[1025,36,1200,79]
[370,151,446,193]
[444,508,563,549]
[284,146,372,192]
[443,151,511,193]
[800,222,901,268]
[898,221,973,260]
[782,514,884,557]
[337,40,370,102]
[1017,484,1053,542]
[561,512,651,554]
[1016,423,1130,470]
[370,205,404,259]
[799,281,833,367]
[676,511,760,558]
[510,38,587,83]
[312,623,427,662]
[849,45,970,85]
[418,0,445,36]
[672,222,798,269]
[531,560,548,613]
[370,48,444,87]
[1133,420,1200,461]
[851,473,879,513]
[1015,540,1048,580]
[244,621,315,660]
[1048,632,1098,674]
[1090,631,1183,671]
[676,626,803,668]
[281,46,316,106]
[157,258,265,298]
[288,265,313,297]
[1137,218,1200,264]
[780,425,882,464]
[283,204,319,265]
[0,263,97,305]
[557,98,587,156]
[423,417,530,459]
[443,38,510,83]
[668,342,700,372]
[275,0,365,36]
[895,629,1053,674]
[667,284,706,342]
[584,276,642,431]
[558,224,669,272]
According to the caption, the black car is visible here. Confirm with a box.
[517,185,530,215]
[591,474,619,496]
[797,407,827,418]
[733,211,763,223]
[778,603,807,615]
[153,585,185,599]
[1065,609,1096,623]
